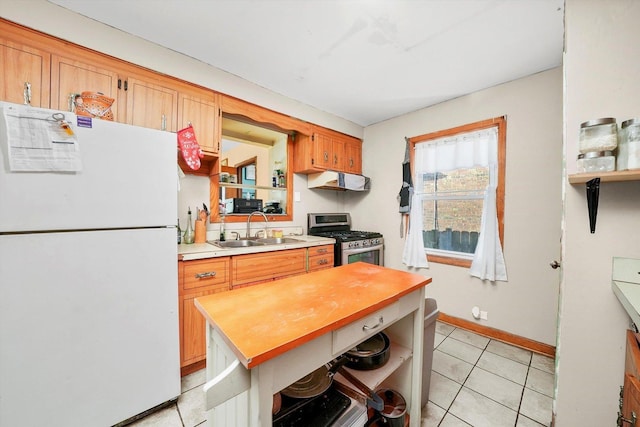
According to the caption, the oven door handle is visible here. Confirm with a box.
[343,243,384,256]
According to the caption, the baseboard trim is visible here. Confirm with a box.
[181,359,206,377]
[437,312,556,359]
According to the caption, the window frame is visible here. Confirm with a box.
[408,116,506,267]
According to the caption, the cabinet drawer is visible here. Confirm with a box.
[308,245,333,257]
[232,249,306,288]
[308,253,334,271]
[332,302,400,355]
[182,258,230,292]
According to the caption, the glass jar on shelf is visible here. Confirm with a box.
[576,151,615,173]
[579,118,618,154]
[619,118,640,170]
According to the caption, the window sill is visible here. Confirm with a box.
[427,254,472,268]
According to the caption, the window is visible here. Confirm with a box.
[404,117,506,279]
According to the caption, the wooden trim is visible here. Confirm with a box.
[220,94,312,135]
[408,116,507,268]
[180,359,206,377]
[427,255,472,268]
[438,312,556,358]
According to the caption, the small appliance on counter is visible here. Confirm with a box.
[225,197,263,214]
[263,200,283,214]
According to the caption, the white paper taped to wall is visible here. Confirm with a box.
[0,105,82,172]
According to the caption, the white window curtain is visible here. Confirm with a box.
[402,127,507,281]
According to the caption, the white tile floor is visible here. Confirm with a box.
[128,321,555,427]
[423,322,554,427]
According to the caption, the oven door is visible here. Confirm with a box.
[342,243,384,266]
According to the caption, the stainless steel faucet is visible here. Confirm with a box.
[247,211,269,238]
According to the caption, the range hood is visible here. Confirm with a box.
[307,171,370,191]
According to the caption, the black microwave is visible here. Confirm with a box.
[225,198,263,214]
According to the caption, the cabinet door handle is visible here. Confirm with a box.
[161,114,167,131]
[617,411,636,426]
[324,151,329,162]
[23,82,32,105]
[362,316,383,331]
[195,271,217,279]
[317,248,327,254]
[334,154,338,164]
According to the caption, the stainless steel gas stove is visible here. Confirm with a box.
[307,213,384,266]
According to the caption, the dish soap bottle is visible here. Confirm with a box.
[219,202,226,242]
[183,207,195,244]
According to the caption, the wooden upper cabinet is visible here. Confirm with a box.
[178,91,220,155]
[293,128,363,175]
[50,54,120,115]
[314,132,334,170]
[0,39,50,107]
[125,77,178,132]
[343,138,362,174]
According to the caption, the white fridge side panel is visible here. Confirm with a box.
[0,228,180,427]
[0,104,177,232]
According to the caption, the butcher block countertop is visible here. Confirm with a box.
[194,262,431,369]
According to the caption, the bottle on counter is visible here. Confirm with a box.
[177,218,182,244]
[183,207,195,244]
[219,202,226,242]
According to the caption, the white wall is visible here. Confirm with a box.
[0,0,354,234]
[351,68,563,347]
[555,1,640,425]
[0,0,362,138]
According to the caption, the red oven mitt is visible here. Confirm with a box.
[177,124,204,170]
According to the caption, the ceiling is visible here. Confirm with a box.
[49,0,565,127]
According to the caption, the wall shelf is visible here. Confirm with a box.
[568,170,640,184]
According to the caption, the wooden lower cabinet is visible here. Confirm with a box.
[179,257,230,370]
[179,247,334,372]
[231,248,307,289]
[621,330,640,426]
[307,244,334,272]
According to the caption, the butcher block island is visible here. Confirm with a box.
[195,262,432,427]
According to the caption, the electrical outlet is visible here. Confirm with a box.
[480,310,488,320]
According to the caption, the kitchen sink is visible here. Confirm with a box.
[208,239,267,248]
[256,237,301,245]
[208,237,301,248]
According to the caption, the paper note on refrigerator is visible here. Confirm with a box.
[0,105,82,172]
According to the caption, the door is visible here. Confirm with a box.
[50,54,119,115]
[0,40,50,107]
[125,77,178,131]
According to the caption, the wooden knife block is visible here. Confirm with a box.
[194,220,206,243]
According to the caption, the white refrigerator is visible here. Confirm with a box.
[0,102,181,427]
